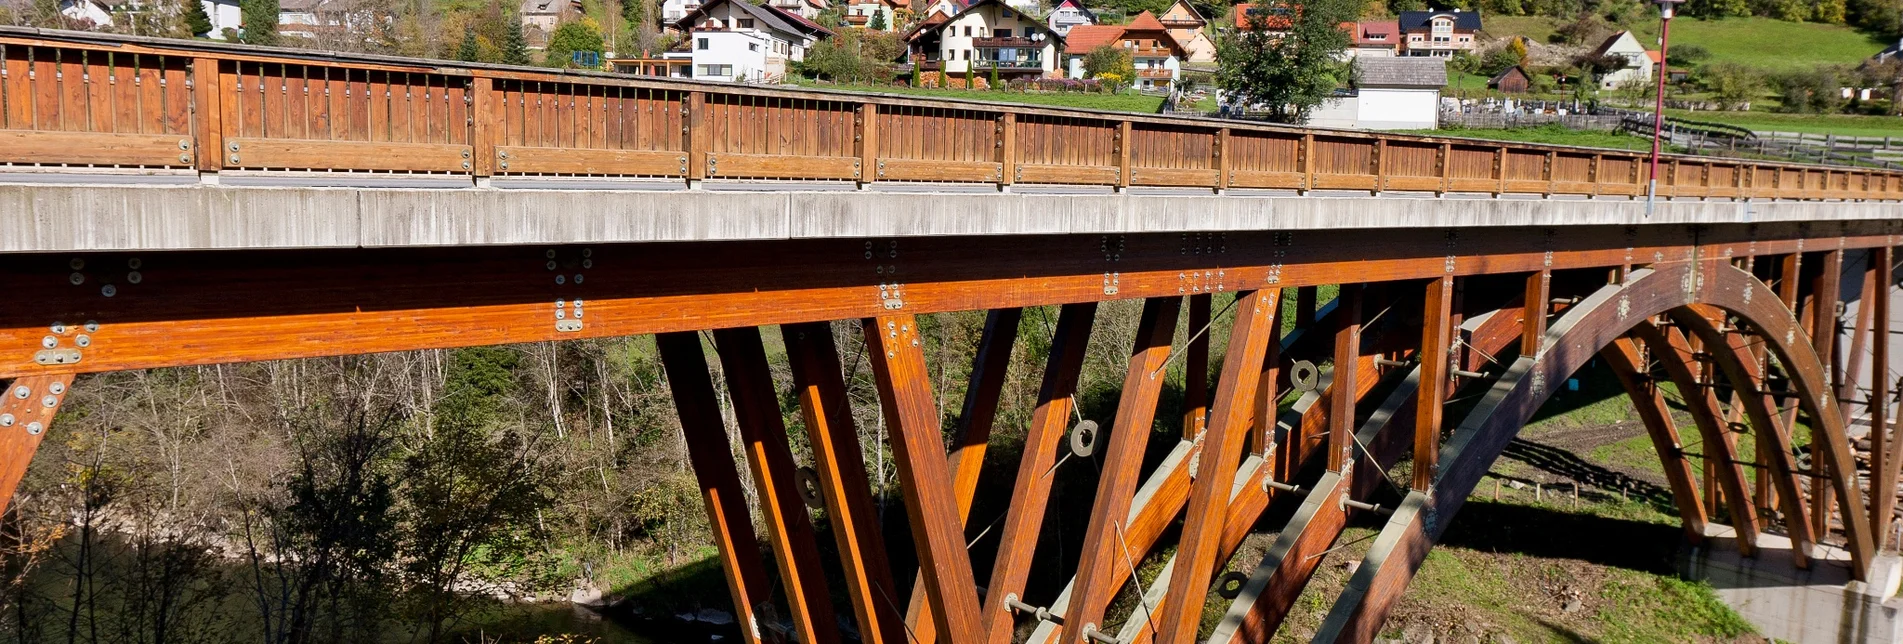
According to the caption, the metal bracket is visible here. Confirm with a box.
[870,240,904,309]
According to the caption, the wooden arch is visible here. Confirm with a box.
[1308,260,1874,643]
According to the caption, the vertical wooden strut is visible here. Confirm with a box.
[1186,293,1213,440]
[1058,297,1181,644]
[1871,246,1898,548]
[1601,336,1709,540]
[1416,276,1454,491]
[980,303,1095,644]
[1330,285,1365,473]
[655,334,771,644]
[783,322,906,644]
[865,315,985,644]
[1808,249,1844,541]
[1154,288,1280,644]
[0,375,74,517]
[1524,270,1551,357]
[912,308,1021,644]
[1251,293,1288,458]
[711,327,842,644]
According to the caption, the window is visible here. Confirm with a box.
[997,27,1012,37]
[963,26,972,36]
[698,64,733,76]
[697,37,709,49]
[738,18,753,28]
[749,42,758,51]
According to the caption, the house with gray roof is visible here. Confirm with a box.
[1310,56,1446,131]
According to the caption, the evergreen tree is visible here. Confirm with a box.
[545,18,605,68]
[457,27,481,61]
[988,62,999,89]
[1216,0,1357,124]
[622,0,648,30]
[868,8,886,30]
[502,17,532,64]
[238,0,279,45]
[182,0,214,37]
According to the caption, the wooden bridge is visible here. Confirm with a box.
[2,27,1901,643]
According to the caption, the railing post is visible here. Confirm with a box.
[999,112,1015,191]
[1116,120,1132,191]
[1372,138,1386,195]
[1588,154,1602,196]
[1436,142,1450,196]
[191,56,223,176]
[472,76,497,181]
[1217,127,1231,194]
[857,102,877,189]
[1493,146,1505,196]
[1543,150,1556,197]
[1301,133,1315,193]
[685,91,708,188]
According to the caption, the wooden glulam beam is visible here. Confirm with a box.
[1,225,1896,380]
[1871,247,1898,549]
[1154,288,1279,644]
[782,322,907,644]
[1629,321,1761,556]
[654,333,772,644]
[1415,276,1453,491]
[1807,249,1844,541]
[864,314,985,644]
[711,327,841,644]
[0,374,74,517]
[1601,335,1709,541]
[1058,297,1181,644]
[1185,293,1212,441]
[908,307,1020,644]
[978,303,1094,644]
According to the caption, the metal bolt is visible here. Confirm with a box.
[70,273,84,285]
[84,321,99,333]
[12,386,28,399]
[178,139,191,150]
[546,249,558,259]
[25,422,42,435]
[547,260,558,270]
[229,154,240,164]
[40,336,56,349]
[0,414,12,427]
[127,257,141,270]
[74,335,88,347]
[555,275,565,285]
[582,249,592,258]
[70,258,85,270]
[582,259,593,269]
[573,274,584,284]
[101,284,117,297]
[179,154,192,164]
[127,271,142,284]
[50,322,65,335]
[41,395,57,408]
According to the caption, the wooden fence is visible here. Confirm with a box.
[2,27,1901,201]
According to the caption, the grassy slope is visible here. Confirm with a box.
[1665,109,1903,137]
[787,80,1166,113]
[1402,125,1660,152]
[1483,16,1884,72]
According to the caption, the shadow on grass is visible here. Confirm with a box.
[1434,500,1682,576]
[1500,436,1676,514]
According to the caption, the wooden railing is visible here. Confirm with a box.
[2,26,1900,201]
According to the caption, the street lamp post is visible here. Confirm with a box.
[1647,0,1683,215]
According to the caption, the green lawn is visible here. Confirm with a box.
[1666,109,1903,137]
[786,80,1166,114]
[1404,125,1660,152]
[1483,16,1885,73]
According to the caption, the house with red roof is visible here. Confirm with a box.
[1341,20,1399,58]
[1045,0,1096,37]
[1231,4,1290,33]
[846,0,906,30]
[1064,11,1185,90]
[1592,30,1658,90]
[1157,0,1214,63]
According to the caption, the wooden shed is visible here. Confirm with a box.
[1488,66,1530,94]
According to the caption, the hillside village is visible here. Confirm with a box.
[13,0,1903,142]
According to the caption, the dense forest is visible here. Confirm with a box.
[0,298,1248,643]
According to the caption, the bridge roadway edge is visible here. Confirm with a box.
[3,182,1900,252]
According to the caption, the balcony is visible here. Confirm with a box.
[975,59,1046,70]
[973,36,1037,48]
[1136,68,1173,78]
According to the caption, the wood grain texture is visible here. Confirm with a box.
[1629,321,1761,556]
[1601,335,1709,539]
[865,314,985,644]
[0,374,73,517]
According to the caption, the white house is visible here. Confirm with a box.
[1063,11,1182,91]
[906,0,1061,79]
[1309,57,1444,130]
[766,0,827,20]
[846,0,905,30]
[674,0,832,82]
[1592,30,1658,90]
[1397,9,1480,57]
[660,0,701,24]
[55,0,116,27]
[1044,0,1093,37]
[521,0,578,48]
[61,0,240,34]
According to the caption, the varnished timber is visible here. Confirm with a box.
[5,225,1902,380]
[0,374,73,517]
[1872,247,1898,548]
[1329,285,1364,472]
[909,308,1020,644]
[1209,304,1526,644]
[1601,335,1709,539]
[1416,276,1453,491]
[1186,293,1212,440]
[1314,262,1875,644]
[865,314,985,644]
[1154,289,1279,644]
[654,333,771,644]
[783,322,906,644]
[1808,250,1844,542]
[1058,297,1182,644]
[712,327,840,644]
[1698,306,1817,568]
[1629,321,1761,556]
[979,303,1094,644]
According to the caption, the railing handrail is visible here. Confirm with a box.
[0,25,1897,200]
